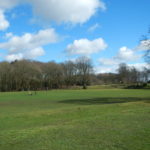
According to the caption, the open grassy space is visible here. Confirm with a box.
[0,89,150,150]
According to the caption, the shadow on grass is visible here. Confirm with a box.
[59,97,150,105]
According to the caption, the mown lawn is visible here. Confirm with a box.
[0,89,150,150]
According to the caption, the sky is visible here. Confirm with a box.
[0,0,150,73]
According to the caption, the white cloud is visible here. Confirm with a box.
[0,0,22,31]
[0,28,58,61]
[99,46,141,67]
[98,58,119,66]
[24,47,45,59]
[88,23,100,32]
[5,47,45,62]
[128,63,149,71]
[0,28,58,53]
[94,66,117,74]
[0,0,19,10]
[28,0,105,24]
[66,38,107,55]
[4,32,13,38]
[96,46,145,73]
[0,0,106,32]
[0,0,21,31]
[0,0,20,31]
[95,63,149,74]
[137,40,150,51]
[5,53,23,62]
[0,9,9,31]
[116,46,140,61]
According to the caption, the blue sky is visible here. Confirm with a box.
[0,0,149,73]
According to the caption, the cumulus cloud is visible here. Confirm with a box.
[66,38,107,56]
[98,46,141,67]
[97,57,120,73]
[5,53,23,62]
[115,46,140,61]
[5,47,45,62]
[0,0,106,25]
[0,28,58,61]
[29,0,105,24]
[0,0,21,31]
[98,58,119,66]
[0,10,9,31]
[24,47,45,59]
[0,0,106,33]
[0,0,19,10]
[96,46,144,73]
[128,63,149,71]
[0,28,58,53]
[137,40,150,51]
[95,62,149,74]
[94,65,117,74]
[99,47,141,66]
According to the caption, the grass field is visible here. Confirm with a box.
[0,89,150,150]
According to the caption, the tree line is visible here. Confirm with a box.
[91,63,149,85]
[0,57,93,91]
[0,56,149,92]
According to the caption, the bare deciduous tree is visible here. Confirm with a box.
[76,57,93,89]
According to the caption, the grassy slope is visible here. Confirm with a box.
[0,89,150,150]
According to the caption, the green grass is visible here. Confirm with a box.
[88,84,125,89]
[0,89,150,150]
